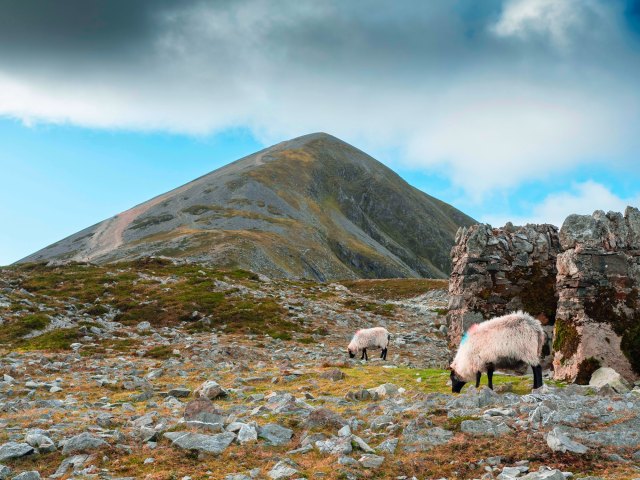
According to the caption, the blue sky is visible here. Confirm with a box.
[1,0,640,265]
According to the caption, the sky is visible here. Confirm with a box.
[1,0,640,265]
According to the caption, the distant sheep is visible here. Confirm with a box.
[449,311,545,393]
[348,327,390,361]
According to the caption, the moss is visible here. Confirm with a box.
[0,313,50,343]
[432,308,449,316]
[621,323,640,374]
[342,299,395,317]
[144,345,178,359]
[553,318,580,359]
[21,328,81,351]
[575,357,601,385]
[85,304,109,316]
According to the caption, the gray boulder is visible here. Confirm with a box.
[0,443,34,462]
[61,433,108,455]
[12,472,41,480]
[195,380,228,400]
[358,454,384,468]
[258,424,293,446]
[546,428,588,454]
[589,367,630,394]
[268,460,298,479]
[164,431,236,455]
[461,419,512,437]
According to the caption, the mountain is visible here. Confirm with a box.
[18,133,476,280]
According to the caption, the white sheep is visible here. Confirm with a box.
[449,311,545,392]
[348,327,390,361]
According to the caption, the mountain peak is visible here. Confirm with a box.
[19,134,476,280]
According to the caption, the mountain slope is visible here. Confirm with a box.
[19,133,476,279]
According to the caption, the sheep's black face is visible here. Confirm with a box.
[450,371,466,393]
[348,349,355,359]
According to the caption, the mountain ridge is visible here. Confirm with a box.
[19,133,476,279]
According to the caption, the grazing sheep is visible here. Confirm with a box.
[449,311,545,393]
[348,327,390,361]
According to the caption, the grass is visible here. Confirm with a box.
[339,278,448,299]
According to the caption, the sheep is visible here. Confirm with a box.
[449,311,545,393]
[348,327,390,361]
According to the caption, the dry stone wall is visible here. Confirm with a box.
[554,207,640,382]
[447,223,560,363]
[447,206,640,383]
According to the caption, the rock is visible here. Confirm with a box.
[50,454,89,478]
[351,435,375,453]
[520,468,566,480]
[402,427,453,452]
[61,432,109,454]
[546,428,588,454]
[11,472,41,480]
[315,436,352,455]
[0,443,34,462]
[376,438,398,454]
[24,432,55,453]
[237,424,258,444]
[0,465,10,480]
[164,432,236,455]
[370,415,394,431]
[168,387,191,398]
[461,420,512,437]
[195,380,228,400]
[184,398,224,430]
[137,321,152,331]
[304,408,347,429]
[345,389,378,401]
[368,383,398,398]
[589,367,631,394]
[337,425,351,437]
[268,460,298,479]
[319,369,344,381]
[258,424,293,446]
[358,454,384,468]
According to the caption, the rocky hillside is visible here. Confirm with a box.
[18,133,475,280]
[0,262,639,479]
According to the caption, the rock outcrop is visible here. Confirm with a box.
[554,207,640,382]
[447,223,560,359]
[448,207,640,383]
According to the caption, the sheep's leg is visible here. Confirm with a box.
[380,348,387,360]
[487,365,495,390]
[475,371,482,388]
[361,349,368,361]
[532,365,543,389]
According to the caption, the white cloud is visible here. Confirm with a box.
[0,1,639,199]
[482,181,640,227]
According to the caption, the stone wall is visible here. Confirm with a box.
[554,207,640,382]
[447,206,640,383]
[447,223,561,363]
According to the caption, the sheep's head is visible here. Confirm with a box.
[348,348,355,359]
[450,368,466,393]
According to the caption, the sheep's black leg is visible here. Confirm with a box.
[361,349,366,360]
[487,365,495,390]
[532,364,543,389]
[381,348,387,360]
[475,371,482,388]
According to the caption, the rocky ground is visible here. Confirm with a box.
[0,261,639,479]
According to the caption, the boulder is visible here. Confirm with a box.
[358,454,385,468]
[164,432,235,455]
[61,433,108,455]
[268,460,298,479]
[0,443,34,462]
[258,424,293,446]
[195,380,228,400]
[546,428,588,454]
[589,367,631,393]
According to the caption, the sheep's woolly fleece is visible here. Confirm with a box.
[451,311,545,382]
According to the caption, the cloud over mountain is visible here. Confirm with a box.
[1,0,639,196]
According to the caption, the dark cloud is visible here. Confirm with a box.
[0,0,639,195]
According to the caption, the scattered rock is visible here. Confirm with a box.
[358,454,384,468]
[461,419,512,437]
[164,432,236,455]
[0,443,34,462]
[61,433,109,455]
[546,428,588,454]
[268,460,298,479]
[258,424,293,446]
[589,367,630,394]
[195,380,228,400]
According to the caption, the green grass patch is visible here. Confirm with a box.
[20,328,81,351]
[144,345,178,359]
